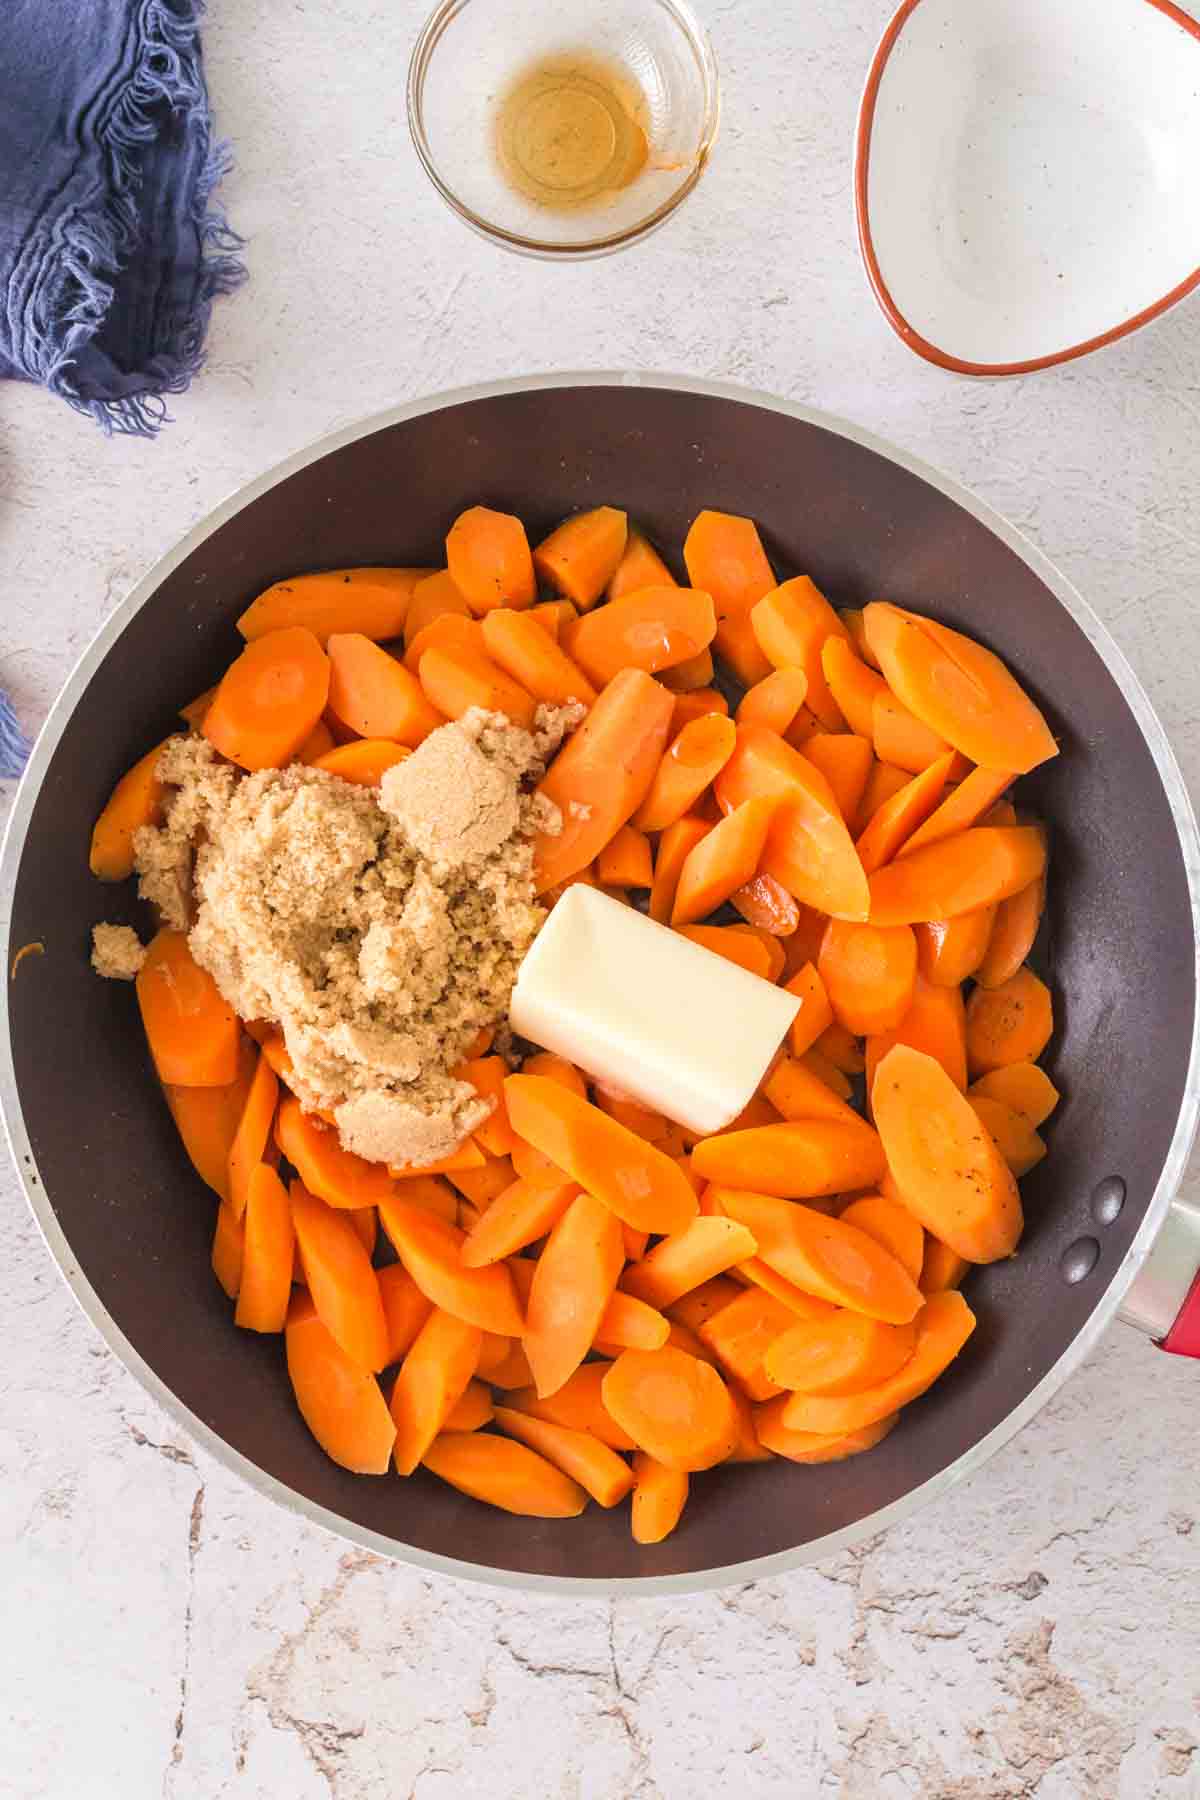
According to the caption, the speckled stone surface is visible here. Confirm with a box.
[1,4,1199,1795]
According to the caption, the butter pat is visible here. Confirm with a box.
[510,885,801,1137]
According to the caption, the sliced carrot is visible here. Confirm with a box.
[731,873,800,937]
[817,918,917,1036]
[479,606,597,707]
[443,1146,516,1209]
[504,1074,698,1235]
[311,739,412,785]
[446,505,536,612]
[968,1062,1060,1129]
[863,603,1057,773]
[873,690,952,773]
[487,1343,535,1390]
[732,924,786,982]
[871,1045,1022,1262]
[975,871,1046,989]
[698,1287,794,1402]
[493,1406,633,1507]
[592,1087,668,1142]
[523,1192,626,1397]
[510,1140,565,1183]
[781,904,830,980]
[533,669,675,893]
[180,687,217,730]
[649,815,712,924]
[736,668,810,737]
[602,1345,738,1471]
[529,598,578,640]
[285,1292,396,1474]
[137,930,240,1087]
[422,1430,588,1516]
[403,569,472,650]
[670,687,729,732]
[857,759,912,830]
[714,725,869,921]
[631,1452,689,1543]
[714,609,773,686]
[211,1200,245,1300]
[388,1175,458,1222]
[815,1021,866,1074]
[297,719,337,763]
[665,1273,742,1332]
[762,1053,864,1128]
[969,1096,1047,1178]
[389,1139,487,1178]
[734,1256,839,1318]
[865,972,967,1096]
[802,733,874,830]
[418,642,536,729]
[563,587,716,688]
[868,826,1047,925]
[377,1199,524,1334]
[275,1096,394,1209]
[390,1307,482,1474]
[163,1035,257,1204]
[377,1263,433,1363]
[694,1119,884,1199]
[595,823,654,889]
[597,1290,670,1351]
[660,648,715,692]
[534,506,629,609]
[783,703,824,748]
[633,714,736,833]
[674,923,773,979]
[899,766,1015,857]
[715,1189,922,1323]
[90,740,168,879]
[609,527,676,601]
[237,567,430,644]
[764,1311,916,1394]
[460,1174,577,1267]
[820,636,889,739]
[965,967,1054,1074]
[855,754,955,875]
[982,798,1017,828]
[801,1047,854,1098]
[203,627,330,772]
[750,577,849,729]
[919,1236,970,1296]
[917,910,996,987]
[443,1380,494,1433]
[476,1331,517,1378]
[234,1163,296,1333]
[781,963,834,1058]
[290,1180,390,1371]
[227,1049,280,1222]
[620,1218,759,1312]
[325,632,443,744]
[841,608,881,668]
[777,1290,976,1433]
[505,1365,636,1451]
[519,1051,588,1099]
[671,797,775,926]
[839,1195,924,1284]
[753,1409,897,1463]
[453,1055,517,1158]
[683,509,775,621]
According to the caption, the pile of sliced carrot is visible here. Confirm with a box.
[92,501,1061,1545]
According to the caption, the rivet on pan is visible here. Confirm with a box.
[1090,1176,1126,1225]
[1060,1236,1100,1284]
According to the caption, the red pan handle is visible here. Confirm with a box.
[1120,1195,1200,1357]
[1162,1268,1200,1358]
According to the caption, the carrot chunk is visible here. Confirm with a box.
[867,827,1047,925]
[649,814,712,923]
[969,1096,1047,1177]
[378,1199,525,1335]
[505,1364,637,1451]
[460,1174,578,1267]
[290,1180,390,1372]
[917,910,996,986]
[422,1431,588,1516]
[204,627,330,771]
[446,505,536,612]
[390,1307,482,1474]
[692,1120,885,1200]
[750,577,850,729]
[595,823,654,889]
[602,1345,739,1470]
[838,1195,925,1284]
[965,967,1054,1073]
[524,1192,625,1397]
[310,739,412,785]
[776,1291,976,1433]
[608,526,674,602]
[377,1263,434,1362]
[137,930,241,1087]
[90,740,168,879]
[285,1293,396,1474]
[968,1062,1059,1128]
[802,732,874,830]
[764,1312,917,1394]
[855,754,956,874]
[865,972,968,1095]
[275,1096,394,1210]
[326,632,443,744]
[563,587,716,688]
[753,1409,897,1463]
[634,713,737,832]
[621,1217,759,1311]
[820,636,888,739]
[493,1406,634,1507]
[534,506,629,609]
[234,1163,296,1334]
[480,606,598,707]
[671,797,776,926]
[163,1036,257,1204]
[818,918,917,1036]
[596,1290,671,1351]
[898,766,1015,857]
[697,1287,795,1401]
[237,567,430,644]
[403,570,472,650]
[975,871,1046,989]
[227,1048,279,1220]
[630,1452,689,1543]
[419,643,536,730]
[714,1189,923,1323]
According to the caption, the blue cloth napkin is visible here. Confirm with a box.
[0,0,245,437]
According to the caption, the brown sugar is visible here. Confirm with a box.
[90,923,146,981]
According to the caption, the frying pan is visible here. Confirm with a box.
[3,375,1198,1594]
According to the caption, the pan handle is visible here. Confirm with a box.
[1119,1191,1200,1357]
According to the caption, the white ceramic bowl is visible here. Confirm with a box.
[855,0,1200,374]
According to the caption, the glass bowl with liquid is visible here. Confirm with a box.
[408,0,720,258]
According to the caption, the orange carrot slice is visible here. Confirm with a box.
[595,823,654,889]
[781,963,834,1057]
[596,1290,670,1351]
[460,1174,577,1267]
[649,814,713,924]
[898,766,1015,858]
[290,1180,390,1371]
[237,567,430,644]
[137,930,240,1087]
[505,1364,636,1451]
[227,1049,279,1221]
[672,922,771,979]
[857,759,912,829]
[403,569,472,649]
[325,632,443,744]
[865,972,968,1095]
[855,754,956,874]
[762,1053,864,1127]
[660,647,716,693]
[563,587,716,688]
[965,967,1053,1073]
[163,1035,257,1204]
[715,1189,923,1322]
[402,614,486,675]
[203,627,330,771]
[389,1140,487,1178]
[480,606,597,707]
[872,1045,1022,1262]
[975,871,1046,989]
[873,690,953,773]
[601,1345,739,1471]
[868,827,1047,925]
[505,1074,698,1235]
[634,713,737,832]
[378,1199,524,1335]
[533,668,674,893]
[736,667,810,737]
[630,1453,689,1542]
[442,1379,495,1432]
[839,1195,925,1284]
[764,1311,917,1394]
[378,1263,433,1362]
[493,1406,634,1507]
[671,688,728,732]
[211,1199,245,1299]
[524,1192,625,1397]
[968,1062,1059,1129]
[534,506,628,609]
[285,1292,396,1474]
[692,1120,885,1199]
[750,577,850,729]
[683,510,775,620]
[776,1291,976,1432]
[446,505,536,612]
[89,740,168,879]
[384,1174,456,1222]
[818,918,917,1036]
[803,733,874,831]
[608,526,675,602]
[968,1096,1047,1177]
[752,1409,897,1462]
[422,1431,588,1516]
[592,1086,668,1142]
[917,910,996,986]
[697,1287,794,1402]
[519,1051,588,1098]
[671,796,775,926]
[820,637,888,739]
[418,642,536,730]
[665,1274,742,1332]
[864,603,1057,773]
[234,1163,296,1333]
[621,1218,759,1311]
[311,739,412,785]
[390,1307,482,1474]
[919,1236,970,1295]
[275,1095,394,1209]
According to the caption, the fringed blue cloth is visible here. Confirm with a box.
[0,0,246,438]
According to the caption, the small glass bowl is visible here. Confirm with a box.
[408,0,720,259]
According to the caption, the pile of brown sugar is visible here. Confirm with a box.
[104,705,578,1168]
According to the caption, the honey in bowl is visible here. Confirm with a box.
[494,51,648,212]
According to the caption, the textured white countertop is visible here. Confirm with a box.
[2,3,1199,1795]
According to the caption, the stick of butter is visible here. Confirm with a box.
[509,885,801,1137]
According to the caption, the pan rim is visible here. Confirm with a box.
[3,370,1197,1595]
